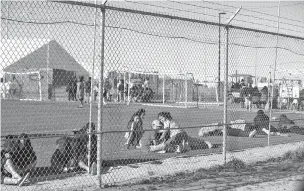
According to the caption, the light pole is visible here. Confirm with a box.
[222,7,242,165]
[218,12,226,102]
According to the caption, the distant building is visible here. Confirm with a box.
[3,40,89,100]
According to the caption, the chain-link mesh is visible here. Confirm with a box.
[226,27,304,161]
[1,1,304,190]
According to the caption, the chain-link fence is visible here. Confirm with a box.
[1,1,304,190]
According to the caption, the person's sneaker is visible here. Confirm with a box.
[249,129,257,138]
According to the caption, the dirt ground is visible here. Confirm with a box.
[102,159,304,191]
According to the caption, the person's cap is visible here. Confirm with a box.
[152,120,163,129]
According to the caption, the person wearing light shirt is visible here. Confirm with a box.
[151,112,188,153]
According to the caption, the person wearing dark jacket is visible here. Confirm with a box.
[15,133,37,174]
[51,137,72,173]
[254,110,287,136]
[1,135,31,186]
[276,114,304,135]
[66,76,75,101]
[253,110,269,133]
[260,86,268,109]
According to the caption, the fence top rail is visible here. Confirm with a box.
[52,1,304,41]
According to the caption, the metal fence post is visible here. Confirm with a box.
[223,26,229,165]
[88,0,99,172]
[97,5,106,189]
[163,75,165,104]
[268,0,281,147]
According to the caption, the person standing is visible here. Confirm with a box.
[125,109,146,148]
[85,77,91,104]
[104,79,112,101]
[77,76,85,108]
[66,76,74,101]
[117,80,124,102]
[72,76,78,101]
[143,78,149,90]
[245,83,254,111]
[9,77,20,100]
[125,115,143,149]
[93,82,98,102]
[260,86,268,109]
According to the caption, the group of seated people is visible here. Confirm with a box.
[1,123,97,186]
[125,109,215,153]
[199,110,304,138]
[2,110,303,186]
[124,108,304,154]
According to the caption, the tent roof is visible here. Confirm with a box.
[3,40,89,76]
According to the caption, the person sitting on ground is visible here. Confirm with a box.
[52,122,96,173]
[73,122,96,136]
[61,122,98,174]
[139,119,163,152]
[73,122,97,174]
[1,135,30,186]
[150,112,189,153]
[75,135,97,175]
[15,133,37,175]
[253,110,270,134]
[148,119,165,146]
[51,137,72,173]
[149,113,214,153]
[253,110,283,136]
[275,114,304,135]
